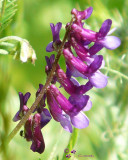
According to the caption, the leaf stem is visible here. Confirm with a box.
[0,18,73,151]
[102,67,128,81]
[0,0,6,20]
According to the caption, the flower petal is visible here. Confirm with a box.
[71,112,89,129]
[69,94,89,112]
[83,99,92,111]
[87,55,103,74]
[31,114,45,154]
[98,36,121,50]
[24,92,31,105]
[89,71,108,88]
[40,108,52,128]
[89,43,103,55]
[46,42,54,52]
[50,22,62,42]
[97,19,112,38]
[13,111,20,122]
[60,115,73,133]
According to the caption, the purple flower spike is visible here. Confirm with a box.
[13,92,30,122]
[31,113,45,154]
[46,22,62,52]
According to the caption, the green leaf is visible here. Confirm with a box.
[62,128,78,160]
[0,36,36,64]
[0,0,17,32]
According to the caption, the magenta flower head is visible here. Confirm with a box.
[13,88,51,154]
[13,92,30,122]
[46,22,62,52]
[56,68,93,95]
[71,19,121,55]
[71,7,93,26]
[24,109,51,153]
[47,84,90,131]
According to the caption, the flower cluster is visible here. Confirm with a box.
[13,7,121,154]
[13,87,52,154]
[46,7,121,132]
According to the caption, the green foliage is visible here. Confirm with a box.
[0,0,17,32]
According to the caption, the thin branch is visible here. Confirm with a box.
[0,0,6,20]
[102,67,128,81]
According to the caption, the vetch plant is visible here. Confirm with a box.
[0,6,121,154]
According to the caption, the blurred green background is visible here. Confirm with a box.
[0,0,128,160]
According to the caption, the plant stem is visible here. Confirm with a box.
[0,18,73,150]
[103,67,128,81]
[0,0,6,20]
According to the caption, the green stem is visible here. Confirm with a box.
[102,67,128,81]
[0,0,6,20]
[0,18,73,151]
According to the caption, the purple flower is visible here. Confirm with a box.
[70,36,89,61]
[71,7,93,26]
[40,108,52,128]
[46,22,62,52]
[65,53,108,88]
[24,112,51,154]
[47,89,73,133]
[56,68,93,95]
[71,19,121,54]
[31,113,45,154]
[13,92,30,122]
[50,85,89,117]
[63,47,88,74]
[47,85,90,130]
